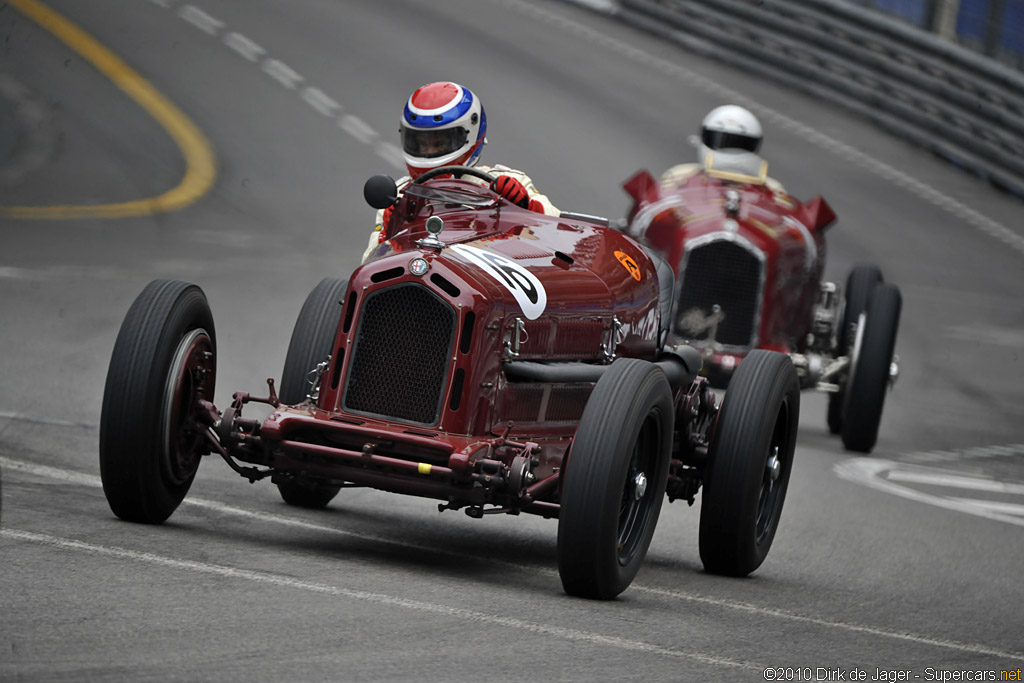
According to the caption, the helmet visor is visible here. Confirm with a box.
[701,129,761,153]
[402,126,469,159]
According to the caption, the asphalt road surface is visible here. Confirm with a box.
[2,0,1022,680]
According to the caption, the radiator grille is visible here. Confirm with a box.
[343,284,455,425]
[676,239,762,348]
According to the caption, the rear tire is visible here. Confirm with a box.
[276,478,343,509]
[841,284,901,453]
[558,359,674,599]
[828,264,883,434]
[277,278,348,508]
[700,350,799,576]
[99,280,216,524]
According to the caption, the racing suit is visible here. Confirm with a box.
[361,164,559,263]
[660,161,787,194]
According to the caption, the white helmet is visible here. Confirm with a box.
[700,105,762,154]
[697,105,766,181]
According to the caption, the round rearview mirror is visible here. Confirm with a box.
[364,174,398,209]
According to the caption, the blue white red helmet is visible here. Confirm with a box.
[400,81,487,179]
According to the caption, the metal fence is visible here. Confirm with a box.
[587,0,1024,198]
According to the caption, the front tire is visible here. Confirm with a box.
[558,359,674,600]
[277,278,348,508]
[828,264,883,434]
[841,283,902,453]
[279,278,349,405]
[699,349,799,576]
[99,280,217,524]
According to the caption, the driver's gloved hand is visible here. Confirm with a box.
[374,205,394,246]
[490,175,531,209]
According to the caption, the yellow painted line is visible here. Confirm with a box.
[1,0,216,219]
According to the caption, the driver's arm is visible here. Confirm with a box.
[485,165,560,217]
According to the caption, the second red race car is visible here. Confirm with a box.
[622,167,902,454]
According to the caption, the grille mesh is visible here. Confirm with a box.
[344,284,455,424]
[676,240,762,347]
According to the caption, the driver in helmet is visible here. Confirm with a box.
[660,104,786,194]
[362,81,559,262]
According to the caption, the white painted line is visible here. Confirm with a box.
[178,5,223,35]
[0,527,757,670]
[223,32,266,62]
[835,458,1024,528]
[261,59,304,89]
[301,87,341,117]
[4,455,1022,661]
[155,1,398,169]
[338,114,378,144]
[631,584,1023,660]
[902,451,956,462]
[985,445,1024,456]
[0,411,96,429]
[945,325,1024,347]
[0,267,35,280]
[885,470,1024,494]
[147,0,172,8]
[948,498,1024,517]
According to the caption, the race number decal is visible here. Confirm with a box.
[450,244,547,320]
[614,250,642,281]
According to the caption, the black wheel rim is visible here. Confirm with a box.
[162,329,215,486]
[617,413,660,565]
[755,397,790,544]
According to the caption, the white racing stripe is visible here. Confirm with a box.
[3,455,1022,661]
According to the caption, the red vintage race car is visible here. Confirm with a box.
[622,167,902,453]
[100,165,801,600]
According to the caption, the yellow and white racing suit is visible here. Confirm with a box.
[361,164,559,263]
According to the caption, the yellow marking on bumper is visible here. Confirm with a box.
[418,463,432,475]
[1,0,216,219]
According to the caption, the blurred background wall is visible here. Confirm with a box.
[853,0,1023,68]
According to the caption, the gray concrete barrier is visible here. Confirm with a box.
[569,0,1024,198]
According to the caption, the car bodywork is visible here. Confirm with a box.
[100,167,802,598]
[622,168,902,453]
